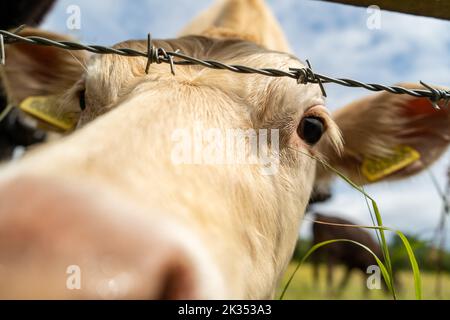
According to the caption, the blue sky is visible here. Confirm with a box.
[42,0,450,246]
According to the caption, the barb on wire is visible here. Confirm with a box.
[0,28,449,107]
[144,33,176,75]
[0,34,4,66]
[0,25,25,65]
[420,81,449,110]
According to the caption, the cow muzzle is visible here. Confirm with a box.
[0,176,225,299]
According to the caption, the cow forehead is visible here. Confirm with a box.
[82,36,323,115]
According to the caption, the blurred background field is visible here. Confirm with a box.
[279,263,450,300]
[278,237,450,300]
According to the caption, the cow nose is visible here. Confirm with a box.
[0,176,222,299]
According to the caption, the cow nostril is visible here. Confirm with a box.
[157,257,197,300]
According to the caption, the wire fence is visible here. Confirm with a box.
[1,27,449,109]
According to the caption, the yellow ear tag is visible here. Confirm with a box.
[362,145,420,182]
[19,95,77,132]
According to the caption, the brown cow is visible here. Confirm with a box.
[0,0,448,299]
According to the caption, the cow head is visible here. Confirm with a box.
[0,0,448,299]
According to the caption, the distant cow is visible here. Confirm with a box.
[0,0,448,299]
[0,0,55,160]
[311,213,390,294]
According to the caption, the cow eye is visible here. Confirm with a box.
[297,116,324,145]
[79,90,86,111]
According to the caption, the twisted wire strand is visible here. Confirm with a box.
[1,29,449,107]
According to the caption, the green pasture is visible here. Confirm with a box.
[279,263,450,300]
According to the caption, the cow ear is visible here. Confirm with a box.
[179,0,291,52]
[1,28,87,105]
[324,83,450,185]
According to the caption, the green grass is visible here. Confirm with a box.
[287,148,422,299]
[278,263,450,300]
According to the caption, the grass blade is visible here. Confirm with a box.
[285,147,422,299]
[279,239,392,300]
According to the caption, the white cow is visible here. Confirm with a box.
[0,0,448,299]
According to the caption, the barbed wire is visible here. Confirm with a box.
[1,27,449,109]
